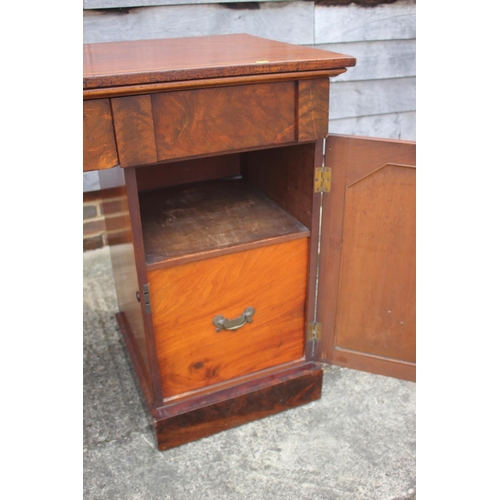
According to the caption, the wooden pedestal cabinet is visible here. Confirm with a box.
[84,35,416,450]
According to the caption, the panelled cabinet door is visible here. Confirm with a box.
[318,135,416,381]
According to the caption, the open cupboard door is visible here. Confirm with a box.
[317,135,416,381]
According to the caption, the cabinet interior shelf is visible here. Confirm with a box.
[139,177,310,270]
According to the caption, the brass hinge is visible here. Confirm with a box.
[143,284,151,314]
[307,322,322,342]
[314,167,331,193]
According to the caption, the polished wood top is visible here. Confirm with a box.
[84,34,356,89]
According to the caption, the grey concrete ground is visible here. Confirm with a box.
[84,247,416,500]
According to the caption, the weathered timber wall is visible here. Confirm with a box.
[83,0,415,191]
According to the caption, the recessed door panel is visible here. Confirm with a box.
[319,135,416,381]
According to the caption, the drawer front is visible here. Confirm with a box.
[83,99,119,171]
[148,239,308,398]
[112,82,295,166]
[111,80,330,167]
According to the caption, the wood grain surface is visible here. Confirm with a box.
[329,77,416,121]
[241,141,321,359]
[83,34,356,89]
[111,95,158,167]
[318,135,416,381]
[153,362,322,450]
[139,178,309,269]
[83,99,118,171]
[335,165,415,360]
[111,82,296,165]
[148,239,308,398]
[83,3,315,46]
[297,78,330,142]
[153,82,295,161]
[98,167,152,393]
[83,70,346,100]
[136,154,240,192]
[242,143,316,229]
[315,1,415,44]
[116,312,153,407]
[99,166,165,405]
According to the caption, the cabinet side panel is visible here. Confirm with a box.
[83,99,118,171]
[319,135,416,381]
[98,167,153,399]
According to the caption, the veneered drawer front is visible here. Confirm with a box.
[111,82,296,166]
[148,239,308,398]
[83,99,119,171]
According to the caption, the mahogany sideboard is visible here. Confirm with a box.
[83,34,416,450]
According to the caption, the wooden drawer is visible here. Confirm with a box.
[110,79,329,167]
[83,99,118,171]
[148,239,308,398]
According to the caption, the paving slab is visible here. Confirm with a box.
[84,247,416,500]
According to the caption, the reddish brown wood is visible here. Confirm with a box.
[149,82,295,162]
[241,143,317,229]
[148,239,308,397]
[318,135,416,381]
[111,95,158,167]
[297,79,330,142]
[84,34,355,90]
[116,312,153,407]
[331,348,415,383]
[161,359,306,404]
[99,167,164,405]
[83,69,346,100]
[83,35,358,450]
[152,362,323,450]
[335,165,415,360]
[136,154,240,192]
[241,142,322,360]
[139,178,309,269]
[83,99,118,171]
[121,168,165,406]
[98,167,152,395]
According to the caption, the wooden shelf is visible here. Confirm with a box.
[139,178,310,270]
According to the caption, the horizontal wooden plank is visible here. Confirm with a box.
[153,362,322,450]
[84,35,353,90]
[315,0,416,44]
[329,77,416,120]
[83,171,101,192]
[315,39,415,82]
[399,111,416,141]
[84,0,289,7]
[83,3,314,45]
[329,111,416,141]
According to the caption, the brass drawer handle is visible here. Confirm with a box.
[213,307,255,332]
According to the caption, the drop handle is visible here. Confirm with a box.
[213,307,255,332]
